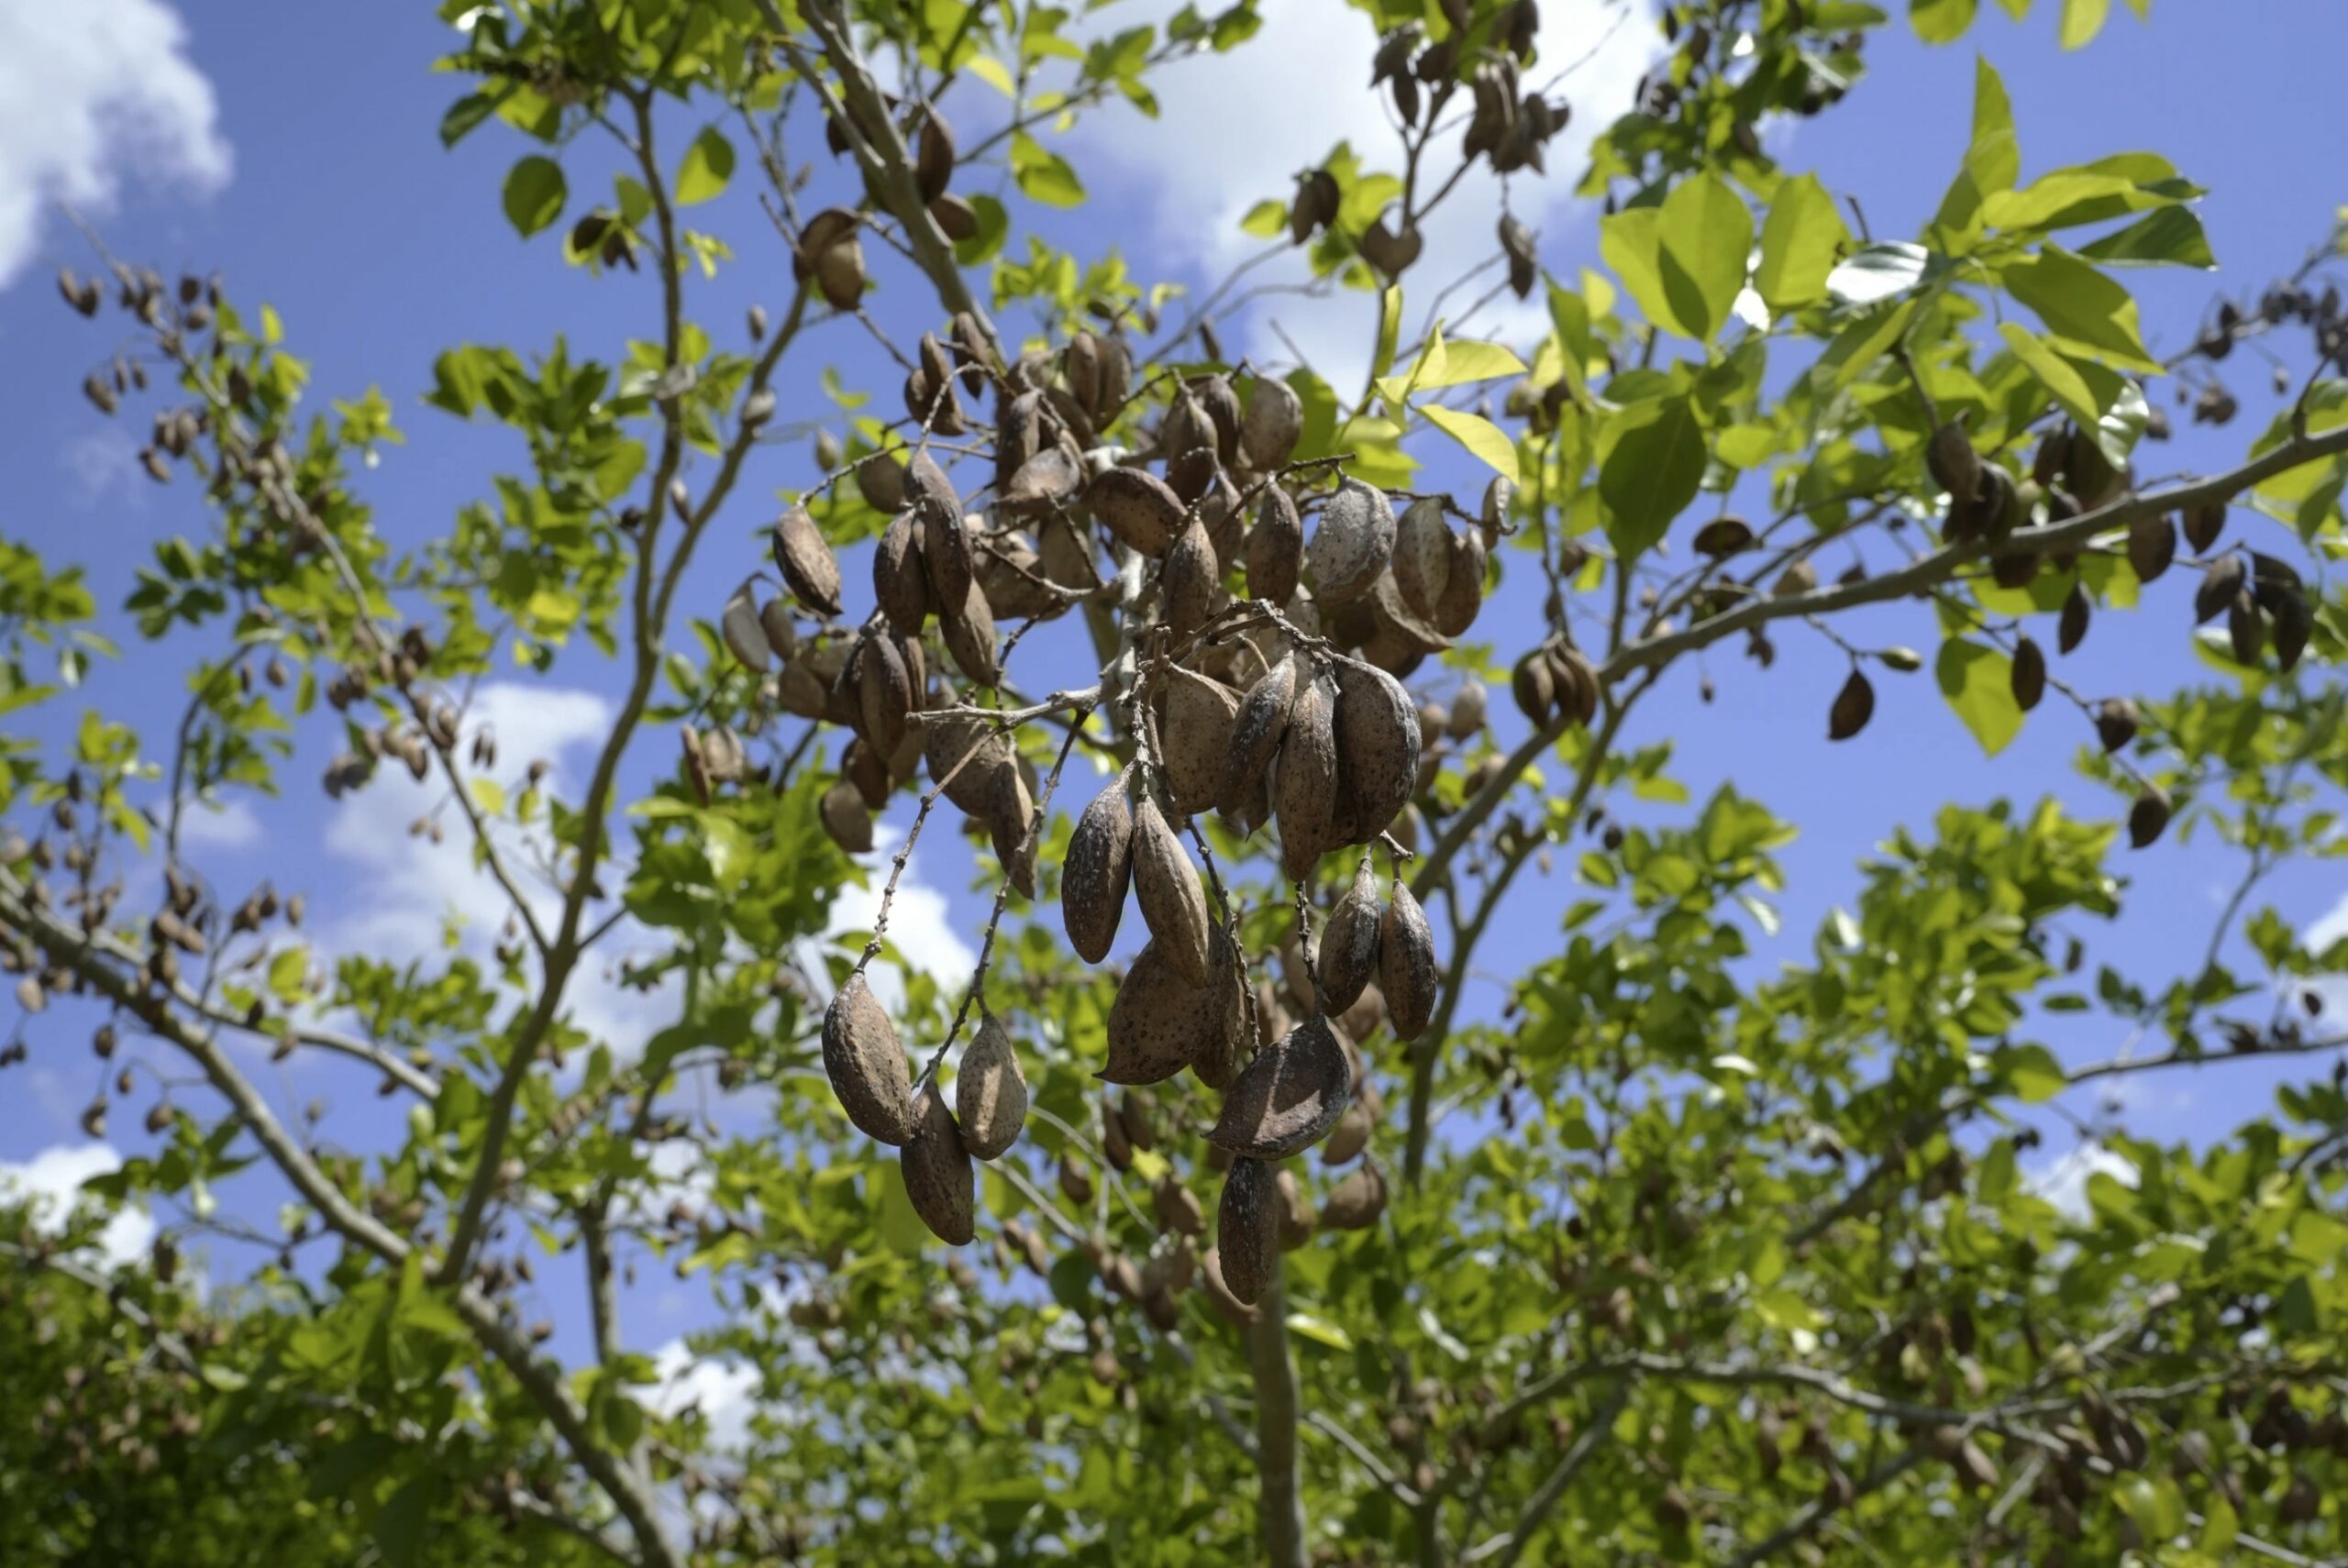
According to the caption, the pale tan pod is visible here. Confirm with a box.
[1189,928,1250,1092]
[1217,1156,1281,1307]
[759,597,799,662]
[872,509,930,635]
[919,495,976,613]
[1063,773,1135,964]
[819,780,874,854]
[922,712,1010,813]
[1242,375,1304,471]
[1390,497,1453,622]
[1318,1163,1387,1230]
[1246,486,1303,605]
[1038,512,1101,594]
[1131,790,1211,986]
[1275,1168,1316,1250]
[989,765,1036,899]
[1321,1101,1372,1167]
[856,632,914,757]
[823,971,912,1143]
[1153,1174,1206,1237]
[1317,856,1384,1015]
[1305,477,1396,606]
[776,662,828,719]
[1089,467,1185,556]
[1157,666,1239,818]
[1160,517,1219,639]
[721,580,770,671]
[1448,679,1487,740]
[856,451,908,512]
[1001,446,1082,515]
[906,449,960,520]
[1218,652,1299,816]
[1275,676,1341,880]
[900,1087,975,1244]
[1338,980,1388,1046]
[1207,1014,1354,1160]
[939,577,999,688]
[1380,881,1438,1041]
[1331,658,1421,846]
[771,505,843,616]
[1201,1246,1259,1325]
[956,1014,1027,1160]
[1431,527,1486,638]
[975,535,1059,622]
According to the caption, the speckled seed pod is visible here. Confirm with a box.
[1063,774,1135,964]
[720,580,770,671]
[1242,376,1304,472]
[1246,486,1304,605]
[900,1088,975,1244]
[1318,1163,1388,1230]
[1160,517,1220,638]
[873,509,930,635]
[1217,1156,1282,1307]
[823,972,912,1143]
[1306,478,1396,606]
[921,712,1009,813]
[1207,1014,1354,1161]
[1379,882,1437,1041]
[1331,658,1420,845]
[1317,857,1384,1015]
[1090,467,1186,556]
[1104,933,1239,1085]
[1131,791,1211,986]
[919,496,977,613]
[1275,677,1341,880]
[1219,652,1300,817]
[771,505,842,617]
[1390,497,1452,622]
[1157,666,1239,818]
[955,1014,1026,1160]
[939,577,999,688]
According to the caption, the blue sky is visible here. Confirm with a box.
[3,0,2344,1410]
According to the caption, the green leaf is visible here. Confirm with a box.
[374,1475,436,1568]
[951,193,1009,265]
[1372,284,1404,382]
[676,127,735,206]
[2001,246,2156,370]
[2080,206,2215,269]
[1599,393,1705,558]
[1286,1312,1354,1351]
[2059,0,2110,48]
[1909,0,1977,42]
[1936,638,2022,756]
[1656,170,1754,342]
[2000,1043,2067,1102]
[1999,322,2103,428]
[1600,207,1687,338]
[2198,1494,2239,1556]
[1421,405,1520,481]
[1010,131,1085,207]
[1240,199,1287,238]
[1755,173,1849,312]
[1827,243,1931,306]
[1933,57,2018,236]
[502,156,567,238]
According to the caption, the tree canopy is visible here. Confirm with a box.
[6,1,2348,1565]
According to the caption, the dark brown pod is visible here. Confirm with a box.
[1512,649,1555,724]
[939,578,999,688]
[2271,586,2310,672]
[1331,658,1421,845]
[1091,467,1186,556]
[2128,785,2172,849]
[2227,590,2265,666]
[1926,422,1981,505]
[2095,698,2139,753]
[1064,775,1135,964]
[920,496,976,614]
[1275,677,1342,880]
[2127,513,2176,584]
[823,972,913,1143]
[1132,790,1212,985]
[872,509,930,635]
[1157,666,1239,818]
[2057,583,2090,655]
[1317,857,1384,1015]
[901,1087,975,1244]
[1827,669,1875,741]
[1246,485,1304,604]
[1219,652,1300,817]
[772,506,843,616]
[1218,1157,1281,1307]
[1104,929,1245,1086]
[1692,516,1753,558]
[1207,1014,1354,1160]
[2010,636,2046,712]
[1161,517,1220,639]
[915,108,956,204]
[2182,500,2226,553]
[2194,554,2244,624]
[1379,882,1437,1041]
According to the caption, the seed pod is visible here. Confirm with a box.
[1319,1163,1388,1230]
[1064,775,1135,963]
[1153,1174,1205,1237]
[956,1014,1027,1159]
[1926,422,1981,505]
[1308,478,1397,605]
[872,510,930,635]
[930,192,979,242]
[2271,585,2310,672]
[1160,517,1219,638]
[1331,659,1422,846]
[2057,583,2090,655]
[1276,677,1342,878]
[1059,1154,1093,1206]
[1512,649,1556,723]
[990,765,1037,898]
[1322,1101,1372,1166]
[1447,680,1487,740]
[1001,446,1082,515]
[1132,791,1212,985]
[1201,1246,1259,1325]
[2227,590,2265,666]
[1191,927,1252,1092]
[939,578,999,688]
[914,107,956,204]
[1218,1158,1281,1307]
[1275,1169,1316,1248]
[1318,858,1384,1014]
[857,633,914,756]
[1104,929,1243,1085]
[920,498,977,615]
[901,1088,974,1244]
[820,780,874,853]
[1827,669,1875,741]
[823,972,913,1143]
[2128,785,2172,850]
[1693,516,1754,557]
[856,452,907,512]
[1157,666,1239,817]
[2095,697,2140,753]
[1243,376,1304,471]
[1379,883,1437,1041]
[923,712,1010,812]
[758,598,798,663]
[1246,485,1304,604]
[2182,500,2226,553]
[1390,498,1452,621]
[2194,554,2244,624]
[1219,653,1300,817]
[1429,527,1487,637]
[771,506,843,616]
[720,580,770,671]
[2128,513,2176,583]
[2010,636,2046,712]
[843,737,891,810]
[1090,467,1186,556]
[1209,1013,1354,1160]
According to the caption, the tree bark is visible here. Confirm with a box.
[1248,1253,1309,1568]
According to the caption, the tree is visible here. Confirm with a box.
[6,0,2347,1563]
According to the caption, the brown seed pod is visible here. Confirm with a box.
[1064,774,1135,963]
[1276,677,1342,879]
[939,578,999,688]
[1001,446,1082,516]
[1243,376,1304,471]
[1319,1163,1388,1230]
[823,972,913,1143]
[854,451,907,512]
[2127,513,2176,584]
[1926,422,1981,505]
[1308,478,1398,605]
[1321,1100,1372,1167]
[813,236,867,311]
[1318,857,1385,1015]
[1246,485,1304,604]
[900,1088,974,1244]
[906,449,960,519]
[857,632,914,756]
[1218,1157,1281,1307]
[2128,785,2172,850]
[1274,1168,1317,1249]
[820,780,874,853]
[2271,585,2311,672]
[1332,658,1422,845]
[2194,553,2244,624]
[871,510,930,635]
[720,581,770,671]
[2057,582,2091,655]
[1210,1013,1354,1160]
[1359,214,1423,277]
[1429,527,1487,637]
[1132,790,1212,985]
[2095,697,2140,753]
[1102,1100,1134,1171]
[1157,666,1239,817]
[955,1014,1026,1159]
[1447,680,1487,741]
[920,497,977,615]
[1191,927,1251,1092]
[1153,1174,1206,1237]
[1827,669,1875,741]
[2011,636,2047,712]
[914,107,956,204]
[1692,517,1754,558]
[1090,467,1186,556]
[842,737,891,810]
[990,765,1037,898]
[1511,648,1556,724]
[771,506,843,616]
[1160,517,1220,639]
[1379,882,1437,1041]
[758,598,798,663]
[2182,500,2226,553]
[1104,929,1243,1085]
[1059,1153,1093,1205]
[922,712,1010,813]
[1201,1246,1259,1325]
[2227,589,2265,666]
[1390,497,1453,622]
[1219,653,1300,816]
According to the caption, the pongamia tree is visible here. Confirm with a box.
[6,0,2348,1563]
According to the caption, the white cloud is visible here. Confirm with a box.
[648,1335,761,1451]
[0,0,230,286]
[178,798,261,851]
[2308,891,2348,956]
[0,1141,156,1268]
[2026,1143,2139,1222]
[1071,0,1664,389]
[820,827,980,1013]
[60,427,148,511]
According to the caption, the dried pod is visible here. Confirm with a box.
[1160,517,1220,638]
[2271,585,2311,672]
[1153,1174,1206,1237]
[1307,478,1398,605]
[1430,528,1487,637]
[1058,1154,1093,1205]
[1246,485,1304,604]
[939,578,1000,688]
[1190,927,1252,1092]
[1318,858,1385,1015]
[1332,659,1422,845]
[1275,1169,1316,1249]
[989,765,1037,899]
[915,107,956,204]
[852,450,907,512]
[1826,669,1875,741]
[1132,791,1212,985]
[1064,775,1135,964]
[2128,513,2176,584]
[920,497,977,614]
[1926,422,1981,505]
[1158,666,1240,817]
[758,598,798,662]
[1379,882,1437,1041]
[1091,467,1186,556]
[1322,1101,1373,1166]
[1104,930,1243,1085]
[857,633,914,756]
[2010,636,2047,712]
[1202,1246,1259,1325]
[923,713,1010,812]
[2227,590,2265,666]
[1208,1014,1354,1160]
[2128,785,2172,849]
[872,510,930,635]
[1218,1158,1281,1307]
[1319,1163,1388,1230]
[2094,697,2140,753]
[954,1016,1026,1162]
[2194,553,2244,624]
[1448,680,1487,740]
[1002,446,1082,515]
[1512,649,1555,723]
[1692,516,1754,558]
[819,780,874,853]
[1243,376,1304,471]
[2058,583,2091,655]
[771,506,843,616]
[1219,653,1301,816]
[720,580,770,671]
[901,1088,975,1244]
[1276,677,1342,878]
[823,972,913,1143]
[1390,498,1453,622]
[2182,500,2226,553]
